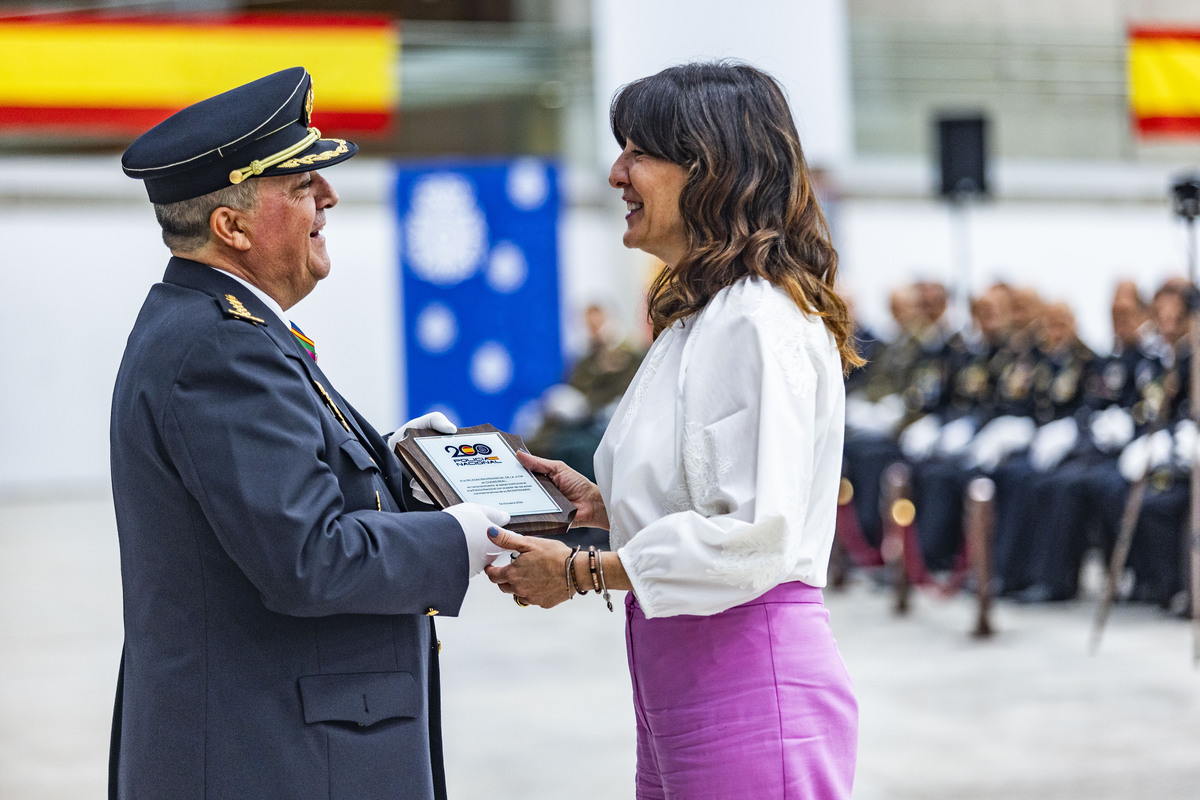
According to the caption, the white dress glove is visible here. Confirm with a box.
[1090,406,1135,453]
[388,412,458,506]
[387,411,457,453]
[1030,417,1079,473]
[898,415,941,461]
[1118,430,1173,482]
[844,393,906,436]
[967,415,1037,472]
[1174,419,1198,469]
[936,416,977,457]
[442,503,512,577]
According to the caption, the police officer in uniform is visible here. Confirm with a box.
[1007,283,1169,601]
[1095,282,1195,607]
[901,284,1023,571]
[842,282,962,550]
[840,285,924,548]
[986,302,1098,592]
[1125,342,1192,607]
[109,68,509,799]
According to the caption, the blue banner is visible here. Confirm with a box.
[395,159,562,431]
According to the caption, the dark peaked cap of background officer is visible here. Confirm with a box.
[121,66,357,204]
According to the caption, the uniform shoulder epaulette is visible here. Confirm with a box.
[219,294,266,325]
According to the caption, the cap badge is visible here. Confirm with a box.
[303,87,314,127]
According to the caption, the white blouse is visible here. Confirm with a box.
[594,276,846,618]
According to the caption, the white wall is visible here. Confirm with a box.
[3,197,159,492]
[591,0,853,170]
[833,158,1197,348]
[838,198,1194,346]
[0,158,399,493]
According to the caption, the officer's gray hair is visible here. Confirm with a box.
[153,180,261,253]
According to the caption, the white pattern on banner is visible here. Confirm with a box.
[415,302,458,354]
[470,341,514,394]
[506,158,551,210]
[486,241,528,294]
[404,173,488,286]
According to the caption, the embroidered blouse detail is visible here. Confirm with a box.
[706,516,791,592]
[660,484,693,518]
[757,298,818,400]
[680,420,732,517]
[614,335,671,450]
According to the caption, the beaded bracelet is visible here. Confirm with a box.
[564,545,581,599]
[596,549,614,612]
[568,546,590,597]
[588,546,601,592]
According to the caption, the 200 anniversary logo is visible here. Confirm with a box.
[445,443,501,466]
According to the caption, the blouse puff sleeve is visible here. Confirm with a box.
[616,282,843,618]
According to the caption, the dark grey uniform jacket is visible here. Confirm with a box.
[109,257,468,800]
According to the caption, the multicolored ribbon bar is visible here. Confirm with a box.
[290,322,317,362]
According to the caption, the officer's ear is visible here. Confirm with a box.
[208,205,252,251]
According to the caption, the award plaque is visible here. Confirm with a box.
[393,424,576,536]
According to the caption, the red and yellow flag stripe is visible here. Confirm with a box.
[1129,26,1200,138]
[0,13,398,135]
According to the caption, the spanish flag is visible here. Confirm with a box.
[0,13,397,136]
[1129,26,1200,138]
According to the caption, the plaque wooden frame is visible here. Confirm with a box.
[393,423,576,536]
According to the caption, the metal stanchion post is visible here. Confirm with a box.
[882,462,914,615]
[965,477,997,638]
[829,477,855,590]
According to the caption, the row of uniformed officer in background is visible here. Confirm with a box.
[842,276,1196,610]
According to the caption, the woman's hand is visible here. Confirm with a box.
[516,450,610,530]
[484,526,575,609]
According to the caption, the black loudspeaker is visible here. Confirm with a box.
[936,114,989,199]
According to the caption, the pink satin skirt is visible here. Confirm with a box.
[625,582,858,800]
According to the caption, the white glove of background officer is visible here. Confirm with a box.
[1118,429,1173,482]
[388,412,457,505]
[898,414,940,461]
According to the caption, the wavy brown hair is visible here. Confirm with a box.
[610,61,863,373]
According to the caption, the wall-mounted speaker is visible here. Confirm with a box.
[936,114,989,199]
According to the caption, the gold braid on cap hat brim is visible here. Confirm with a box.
[228,126,334,185]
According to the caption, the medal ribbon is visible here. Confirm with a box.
[289,322,317,362]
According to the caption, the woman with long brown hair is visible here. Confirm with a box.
[487,61,860,798]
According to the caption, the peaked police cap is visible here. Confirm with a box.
[121,67,358,204]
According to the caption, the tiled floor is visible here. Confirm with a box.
[4,491,1200,799]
